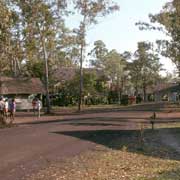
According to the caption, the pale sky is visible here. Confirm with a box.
[67,0,175,75]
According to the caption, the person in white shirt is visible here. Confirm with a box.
[0,97,5,123]
[4,99,9,119]
[36,99,42,118]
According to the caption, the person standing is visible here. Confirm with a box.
[0,97,5,124]
[32,97,37,115]
[36,98,42,118]
[9,98,16,123]
[4,99,9,119]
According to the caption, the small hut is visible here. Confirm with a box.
[0,77,45,110]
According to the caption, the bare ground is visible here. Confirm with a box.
[1,102,180,180]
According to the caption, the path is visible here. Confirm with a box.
[0,102,180,180]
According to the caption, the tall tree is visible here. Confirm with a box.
[129,42,162,101]
[0,0,17,76]
[104,50,127,104]
[90,41,129,104]
[90,40,108,68]
[73,0,119,111]
[136,0,180,76]
[11,0,68,113]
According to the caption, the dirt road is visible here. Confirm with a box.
[0,103,180,180]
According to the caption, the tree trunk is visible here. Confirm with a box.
[13,59,17,77]
[143,85,147,102]
[38,24,51,114]
[78,15,86,111]
[134,80,138,96]
[16,59,21,75]
[42,40,51,114]
[78,42,84,111]
[117,75,121,105]
[120,78,124,99]
[135,86,138,96]
[118,90,121,105]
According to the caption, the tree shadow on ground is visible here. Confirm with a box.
[55,102,168,115]
[20,115,180,126]
[51,128,180,161]
[50,102,173,116]
[62,122,125,127]
[22,116,148,125]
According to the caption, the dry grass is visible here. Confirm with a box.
[24,123,180,180]
[25,149,180,180]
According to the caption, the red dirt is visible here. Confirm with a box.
[0,102,180,180]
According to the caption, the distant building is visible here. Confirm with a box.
[53,67,77,88]
[0,77,45,110]
[53,67,110,90]
[153,83,180,102]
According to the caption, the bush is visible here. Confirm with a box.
[121,95,129,105]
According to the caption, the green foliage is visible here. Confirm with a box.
[0,0,120,108]
[128,41,162,100]
[74,0,119,25]
[136,0,180,76]
[73,0,119,110]
[53,70,109,106]
[0,0,79,77]
[0,1,13,74]
[90,41,128,83]
[27,60,44,79]
[90,40,130,103]
[90,40,108,68]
